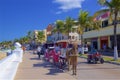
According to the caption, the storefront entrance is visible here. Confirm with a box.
[92,38,98,50]
[110,35,120,50]
[100,36,108,49]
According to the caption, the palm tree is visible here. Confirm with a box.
[77,10,90,54]
[98,0,120,60]
[77,10,100,54]
[37,31,45,44]
[27,31,34,41]
[14,38,19,43]
[64,17,75,41]
[20,37,29,44]
[53,20,64,40]
[0,41,12,48]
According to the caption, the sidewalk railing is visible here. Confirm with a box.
[0,49,23,80]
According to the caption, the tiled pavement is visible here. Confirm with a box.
[15,51,77,80]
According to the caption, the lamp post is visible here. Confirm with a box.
[98,0,118,60]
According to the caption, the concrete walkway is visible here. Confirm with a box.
[15,51,77,80]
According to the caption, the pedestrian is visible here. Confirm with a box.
[78,45,82,54]
[54,43,60,53]
[22,46,26,54]
[37,46,41,59]
[103,43,106,51]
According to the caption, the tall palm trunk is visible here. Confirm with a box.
[58,31,60,40]
[114,11,118,60]
[67,29,70,48]
[81,34,84,54]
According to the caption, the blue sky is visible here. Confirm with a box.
[0,0,102,42]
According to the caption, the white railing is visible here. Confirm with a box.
[0,49,23,80]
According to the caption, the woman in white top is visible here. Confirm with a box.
[37,46,41,59]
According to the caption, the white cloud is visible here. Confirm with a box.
[53,0,84,12]
[101,6,109,10]
[55,11,62,14]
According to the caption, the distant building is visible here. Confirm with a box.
[33,29,47,44]
[46,24,54,43]
[47,10,120,50]
[83,11,120,50]
[51,22,80,48]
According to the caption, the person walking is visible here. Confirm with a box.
[103,43,106,51]
[37,46,41,59]
[54,43,60,53]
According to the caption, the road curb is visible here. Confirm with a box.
[105,61,120,65]
[79,56,120,65]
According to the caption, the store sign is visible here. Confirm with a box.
[100,36,108,40]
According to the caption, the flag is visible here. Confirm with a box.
[101,11,110,19]
[93,11,110,21]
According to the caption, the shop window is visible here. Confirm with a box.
[112,20,120,25]
[102,20,108,28]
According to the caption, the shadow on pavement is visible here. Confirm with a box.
[46,68,63,75]
[33,61,53,68]
[77,67,120,70]
[30,57,40,60]
[33,60,64,75]
[77,62,88,64]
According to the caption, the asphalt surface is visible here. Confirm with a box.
[74,58,120,80]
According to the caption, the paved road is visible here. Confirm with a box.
[15,51,120,80]
[15,51,76,80]
[74,58,120,80]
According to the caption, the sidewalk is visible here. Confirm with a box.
[99,50,120,57]
[79,51,120,65]
[15,51,77,80]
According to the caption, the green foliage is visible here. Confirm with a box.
[11,46,15,50]
[53,20,64,34]
[19,36,29,44]
[64,17,75,38]
[37,31,45,43]
[0,41,12,48]
[103,56,120,63]
[80,54,120,63]
[77,10,90,35]
[27,30,34,40]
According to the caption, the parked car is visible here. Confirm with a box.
[87,49,104,64]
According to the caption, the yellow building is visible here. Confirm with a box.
[83,24,120,50]
[83,11,120,50]
[34,29,47,44]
